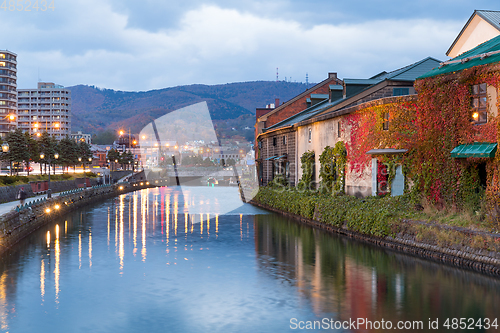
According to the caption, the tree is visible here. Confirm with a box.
[119,150,134,170]
[3,129,29,175]
[38,131,58,175]
[107,148,120,171]
[78,141,93,172]
[24,131,38,176]
[92,129,118,145]
[58,136,79,173]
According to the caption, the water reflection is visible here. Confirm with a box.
[0,271,10,331]
[254,215,500,330]
[0,187,497,332]
[55,224,60,303]
[40,260,45,302]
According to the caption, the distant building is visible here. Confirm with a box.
[71,131,91,144]
[90,144,108,167]
[0,50,17,138]
[17,82,71,140]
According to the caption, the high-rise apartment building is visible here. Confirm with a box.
[0,50,17,138]
[17,82,71,140]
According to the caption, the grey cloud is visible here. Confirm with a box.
[2,0,492,91]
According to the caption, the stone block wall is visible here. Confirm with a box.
[0,180,164,255]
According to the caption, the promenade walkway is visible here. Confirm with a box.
[0,192,60,216]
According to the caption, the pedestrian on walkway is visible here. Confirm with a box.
[18,187,27,206]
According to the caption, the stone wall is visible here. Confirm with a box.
[0,180,165,255]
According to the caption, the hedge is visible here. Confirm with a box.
[253,186,414,238]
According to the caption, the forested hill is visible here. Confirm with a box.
[69,81,309,136]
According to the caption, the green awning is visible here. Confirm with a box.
[450,142,497,158]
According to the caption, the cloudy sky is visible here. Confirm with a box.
[1,0,499,91]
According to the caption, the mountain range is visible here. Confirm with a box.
[68,81,310,141]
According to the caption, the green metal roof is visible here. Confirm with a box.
[450,142,497,158]
[420,34,500,79]
[264,57,440,132]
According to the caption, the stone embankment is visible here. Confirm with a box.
[0,178,100,204]
[0,179,167,255]
[250,200,500,277]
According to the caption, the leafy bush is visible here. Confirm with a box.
[0,175,29,185]
[254,186,415,237]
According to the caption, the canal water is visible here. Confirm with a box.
[0,186,499,332]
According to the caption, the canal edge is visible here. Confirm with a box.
[0,181,164,256]
[249,200,500,277]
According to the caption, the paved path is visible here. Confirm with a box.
[0,192,62,216]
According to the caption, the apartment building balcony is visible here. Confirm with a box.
[0,95,16,101]
[0,72,16,78]
[0,86,16,93]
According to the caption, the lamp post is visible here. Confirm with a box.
[40,152,58,198]
[2,142,9,175]
[78,157,84,187]
[86,156,92,188]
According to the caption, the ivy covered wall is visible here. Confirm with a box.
[343,63,500,212]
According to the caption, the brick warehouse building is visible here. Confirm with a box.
[256,57,440,189]
[255,72,342,186]
[255,72,342,138]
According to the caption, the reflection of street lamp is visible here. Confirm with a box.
[40,152,58,198]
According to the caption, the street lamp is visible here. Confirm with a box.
[2,142,9,175]
[78,156,83,174]
[40,152,58,198]
[86,157,92,188]
[7,114,15,132]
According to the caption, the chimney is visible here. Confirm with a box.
[275,98,280,108]
[328,72,337,80]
